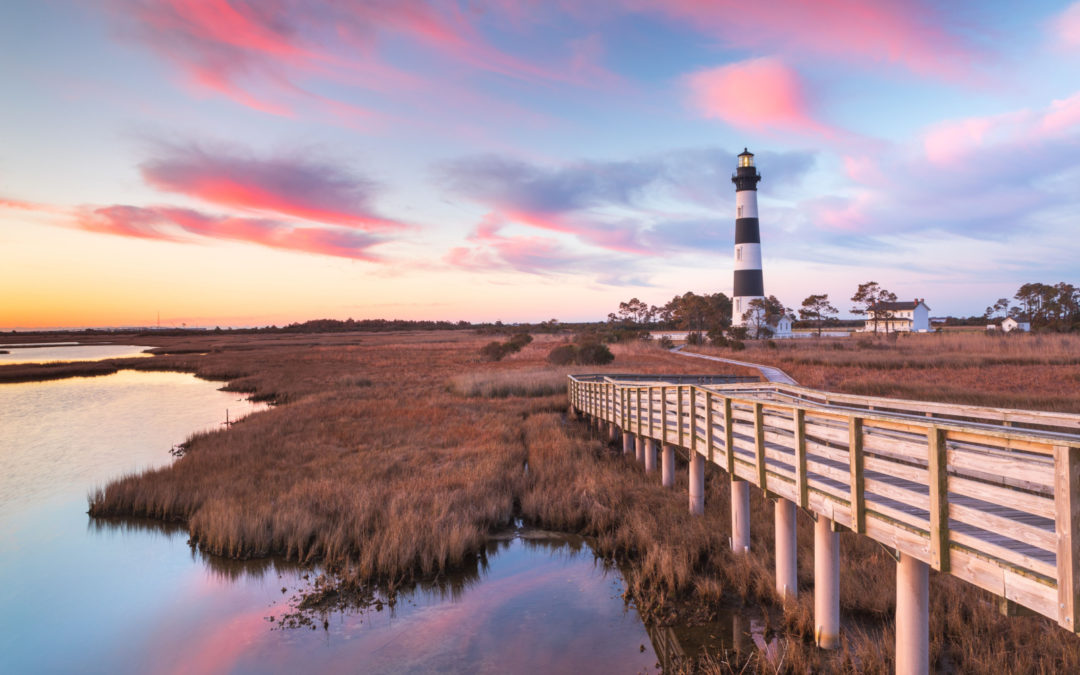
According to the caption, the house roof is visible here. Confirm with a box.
[868,299,929,311]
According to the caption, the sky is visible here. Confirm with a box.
[1,0,1079,329]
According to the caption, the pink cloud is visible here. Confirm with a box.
[446,211,624,278]
[923,92,1080,166]
[625,0,979,79]
[1056,2,1080,49]
[684,57,835,137]
[76,204,383,260]
[0,197,61,213]
[1042,92,1080,134]
[139,144,405,231]
[105,0,619,122]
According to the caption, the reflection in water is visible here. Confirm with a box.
[0,343,155,363]
[646,606,783,671]
[1,372,660,674]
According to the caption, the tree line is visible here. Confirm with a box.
[984,282,1079,331]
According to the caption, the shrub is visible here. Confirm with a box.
[479,341,507,361]
[505,333,533,353]
[708,330,729,347]
[576,342,614,365]
[687,331,704,345]
[546,345,577,365]
[481,333,533,359]
[658,337,674,350]
[729,340,746,351]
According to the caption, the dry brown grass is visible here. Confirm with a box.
[8,328,1079,670]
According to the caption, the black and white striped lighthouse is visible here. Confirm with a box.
[731,148,763,327]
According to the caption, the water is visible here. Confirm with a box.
[0,371,659,674]
[0,343,154,363]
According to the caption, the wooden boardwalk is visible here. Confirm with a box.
[568,374,1080,633]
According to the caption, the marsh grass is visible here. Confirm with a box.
[449,367,572,398]
[5,328,1073,671]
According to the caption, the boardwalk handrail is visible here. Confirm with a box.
[567,374,1080,631]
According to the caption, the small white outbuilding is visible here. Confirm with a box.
[1001,317,1031,333]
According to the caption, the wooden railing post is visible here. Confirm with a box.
[636,388,643,436]
[929,427,949,572]
[1056,444,1080,632]
[754,402,766,490]
[690,387,698,457]
[705,391,714,463]
[795,408,808,509]
[660,386,668,444]
[648,387,655,439]
[624,386,629,432]
[723,398,735,475]
[678,385,686,448]
[850,417,865,534]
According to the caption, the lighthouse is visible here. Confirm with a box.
[731,148,763,327]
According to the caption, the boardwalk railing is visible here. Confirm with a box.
[568,374,1080,645]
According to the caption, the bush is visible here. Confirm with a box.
[479,341,507,361]
[576,343,614,365]
[546,342,615,365]
[546,345,577,365]
[505,333,533,353]
[482,333,533,359]
[687,331,704,345]
[729,340,746,351]
[708,330,729,347]
[658,337,674,350]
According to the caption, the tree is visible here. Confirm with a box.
[663,292,732,332]
[851,281,897,334]
[616,297,653,326]
[799,294,839,337]
[742,295,791,339]
[1013,282,1080,330]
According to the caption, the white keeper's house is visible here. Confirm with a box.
[863,299,931,333]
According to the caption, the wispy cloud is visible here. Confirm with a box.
[438,147,816,253]
[1055,2,1080,49]
[103,0,621,121]
[139,143,405,230]
[623,0,982,79]
[444,212,644,284]
[3,140,408,261]
[76,204,384,259]
[802,89,1080,237]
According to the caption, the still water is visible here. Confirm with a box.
[0,343,154,364]
[0,371,659,674]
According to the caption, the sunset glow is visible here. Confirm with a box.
[2,1,1079,328]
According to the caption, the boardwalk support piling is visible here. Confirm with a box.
[731,479,750,552]
[635,434,646,464]
[689,451,705,515]
[662,444,675,488]
[646,438,658,473]
[775,497,798,599]
[815,516,840,649]
[623,431,635,456]
[896,553,929,675]
[608,422,618,443]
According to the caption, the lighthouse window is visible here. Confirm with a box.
[736,247,742,261]
[738,205,743,217]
